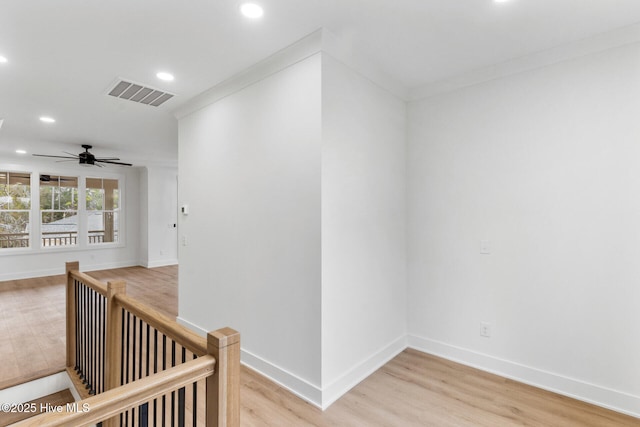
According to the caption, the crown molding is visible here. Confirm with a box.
[174,30,324,120]
[409,22,640,101]
[174,28,409,120]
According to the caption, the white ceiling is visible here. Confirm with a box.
[2,0,640,167]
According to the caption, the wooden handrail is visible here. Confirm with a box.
[63,262,240,426]
[68,270,108,296]
[13,356,216,427]
[114,292,208,356]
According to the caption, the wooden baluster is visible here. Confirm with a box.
[206,328,240,427]
[65,261,80,369]
[104,280,126,427]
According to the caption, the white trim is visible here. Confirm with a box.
[410,23,640,101]
[170,319,640,418]
[0,260,139,281]
[241,349,323,408]
[176,316,323,408]
[0,164,129,257]
[0,371,75,405]
[320,29,408,99]
[173,28,408,121]
[176,316,206,336]
[407,334,640,419]
[142,259,178,268]
[321,335,407,409]
[174,30,324,120]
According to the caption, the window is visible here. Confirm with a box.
[40,174,78,247]
[86,178,119,244]
[0,171,123,252]
[0,172,31,249]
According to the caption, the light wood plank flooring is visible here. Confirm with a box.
[0,266,178,389]
[0,266,637,426]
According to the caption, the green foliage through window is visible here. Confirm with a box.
[40,175,78,247]
[0,171,31,248]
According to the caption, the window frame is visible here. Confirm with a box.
[0,166,126,255]
[85,177,121,246]
[0,170,32,251]
[39,174,80,248]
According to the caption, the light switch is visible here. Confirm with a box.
[480,240,490,255]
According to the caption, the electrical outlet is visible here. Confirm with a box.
[480,322,491,338]
[480,240,490,255]
[181,236,187,246]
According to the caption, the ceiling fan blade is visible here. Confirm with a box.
[95,157,121,161]
[98,160,133,166]
[55,159,78,163]
[62,151,80,157]
[33,154,77,159]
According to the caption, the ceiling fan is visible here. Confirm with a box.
[33,144,133,167]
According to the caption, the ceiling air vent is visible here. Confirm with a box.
[107,79,175,107]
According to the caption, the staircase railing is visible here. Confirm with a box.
[14,261,240,427]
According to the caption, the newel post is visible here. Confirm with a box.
[65,261,80,369]
[206,327,241,427]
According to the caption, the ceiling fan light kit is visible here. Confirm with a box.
[32,144,133,167]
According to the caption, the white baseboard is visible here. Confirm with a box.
[407,334,640,419]
[177,315,406,410]
[173,320,640,418]
[242,349,323,408]
[83,260,140,273]
[0,266,65,281]
[0,260,139,281]
[142,259,178,268]
[321,335,407,409]
[176,316,207,336]
[176,316,323,407]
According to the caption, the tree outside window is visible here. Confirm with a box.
[40,174,78,247]
[86,178,119,244]
[0,172,31,249]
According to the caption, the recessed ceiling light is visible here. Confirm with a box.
[39,116,56,123]
[0,55,7,63]
[156,72,174,81]
[494,0,511,3]
[15,149,27,154]
[240,3,264,19]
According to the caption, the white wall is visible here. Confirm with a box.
[178,53,323,391]
[321,54,407,405]
[407,43,640,416]
[139,166,178,267]
[0,158,141,280]
[177,45,408,407]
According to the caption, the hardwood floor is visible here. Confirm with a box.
[0,266,637,426]
[0,266,177,389]
[0,274,66,389]
[241,351,639,427]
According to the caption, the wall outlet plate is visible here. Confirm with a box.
[480,322,491,337]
